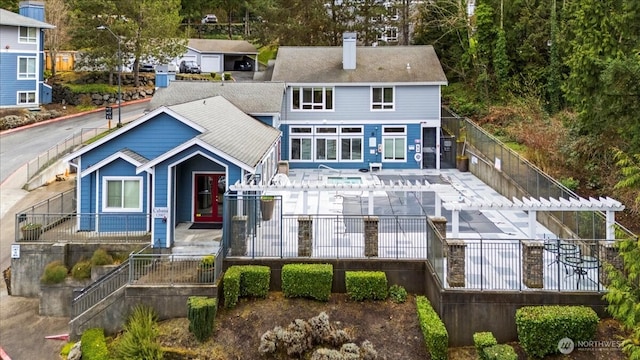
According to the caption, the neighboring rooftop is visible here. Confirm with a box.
[271,46,448,84]
[148,82,285,114]
[187,38,258,54]
[0,8,55,28]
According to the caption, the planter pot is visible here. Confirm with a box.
[260,199,275,221]
[197,268,215,283]
[21,225,42,241]
[456,156,469,172]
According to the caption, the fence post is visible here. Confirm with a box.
[298,216,312,257]
[231,215,247,256]
[363,216,378,257]
[522,240,544,288]
[446,240,466,287]
[599,241,623,287]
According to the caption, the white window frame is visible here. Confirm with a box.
[382,126,406,162]
[371,86,395,110]
[19,27,37,43]
[339,126,363,162]
[314,126,338,161]
[17,57,37,79]
[291,87,334,111]
[102,176,143,212]
[290,126,313,161]
[17,91,36,104]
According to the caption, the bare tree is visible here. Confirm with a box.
[44,0,71,77]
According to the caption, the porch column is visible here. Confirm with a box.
[298,216,312,257]
[368,192,374,215]
[434,194,442,217]
[364,216,378,257]
[606,211,615,241]
[446,240,466,287]
[451,210,460,238]
[231,215,247,256]
[528,210,536,239]
[522,241,544,288]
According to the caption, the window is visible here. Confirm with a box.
[19,27,36,43]
[315,127,337,161]
[340,127,363,161]
[18,57,36,79]
[292,87,333,110]
[103,177,142,212]
[382,126,406,161]
[290,127,312,160]
[18,91,36,104]
[372,87,394,110]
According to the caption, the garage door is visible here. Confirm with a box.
[201,55,221,73]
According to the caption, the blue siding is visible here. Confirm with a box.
[81,112,201,171]
[79,173,97,231]
[255,115,274,127]
[283,85,440,122]
[0,52,39,107]
[96,159,147,232]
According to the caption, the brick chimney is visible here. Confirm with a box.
[342,32,356,70]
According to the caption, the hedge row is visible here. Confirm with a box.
[223,265,270,308]
[80,328,109,360]
[416,296,448,360]
[345,271,388,301]
[282,263,333,301]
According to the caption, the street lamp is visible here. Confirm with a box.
[96,25,122,127]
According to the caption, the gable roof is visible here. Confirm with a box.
[187,39,258,54]
[147,82,285,114]
[271,45,447,84]
[0,8,55,28]
[80,149,148,177]
[168,96,281,168]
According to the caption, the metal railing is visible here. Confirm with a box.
[442,109,637,241]
[71,247,223,318]
[15,188,76,233]
[26,127,110,181]
[15,213,151,242]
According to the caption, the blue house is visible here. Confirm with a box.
[63,82,284,248]
[0,1,55,108]
[269,32,449,170]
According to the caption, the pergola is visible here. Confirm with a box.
[443,196,625,240]
[230,177,625,241]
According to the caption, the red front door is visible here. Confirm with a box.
[194,174,224,222]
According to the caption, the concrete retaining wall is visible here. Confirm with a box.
[39,278,89,317]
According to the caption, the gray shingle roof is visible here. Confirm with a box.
[168,96,281,168]
[121,148,148,164]
[148,82,285,114]
[187,39,258,54]
[0,8,55,28]
[271,46,447,84]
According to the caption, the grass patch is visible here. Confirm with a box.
[85,127,120,144]
[258,44,278,65]
[66,83,118,94]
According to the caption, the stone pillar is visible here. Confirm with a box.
[231,216,247,256]
[429,216,448,257]
[522,241,544,289]
[364,216,379,257]
[298,216,312,257]
[599,242,623,286]
[446,240,466,287]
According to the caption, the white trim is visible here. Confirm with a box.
[290,86,335,112]
[137,138,255,174]
[381,125,407,163]
[80,151,146,178]
[165,166,171,248]
[151,170,156,247]
[282,119,432,125]
[101,176,144,212]
[17,56,37,79]
[146,172,151,232]
[370,86,395,111]
[17,91,36,105]
[95,169,100,230]
[75,158,81,230]
[18,26,37,43]
[286,82,448,87]
[62,106,206,163]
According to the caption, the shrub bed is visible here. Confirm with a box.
[282,263,333,301]
[474,331,497,360]
[345,271,388,301]
[187,296,218,342]
[71,259,92,280]
[40,260,68,284]
[516,305,599,358]
[416,295,448,360]
[223,265,270,308]
[482,344,518,360]
[80,328,109,360]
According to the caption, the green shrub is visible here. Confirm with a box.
[345,271,388,301]
[416,296,448,360]
[40,260,68,284]
[223,72,232,80]
[388,284,407,304]
[187,296,218,342]
[282,263,333,301]
[559,177,580,191]
[473,332,498,360]
[223,265,270,308]
[482,344,517,360]
[71,259,92,280]
[91,248,114,266]
[112,305,164,360]
[516,305,599,358]
[80,328,109,360]
[60,341,75,358]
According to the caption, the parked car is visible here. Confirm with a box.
[201,14,218,24]
[139,63,155,73]
[179,60,201,74]
[233,59,253,71]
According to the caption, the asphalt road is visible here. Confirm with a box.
[0,101,150,183]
